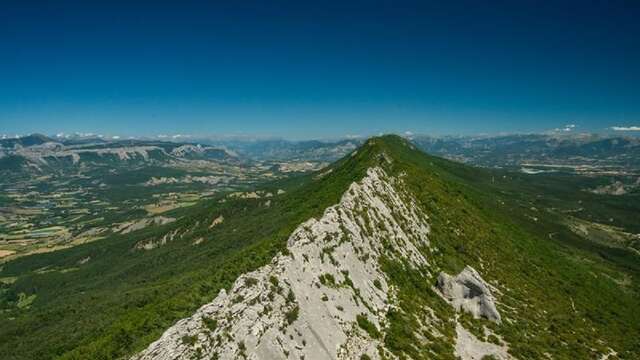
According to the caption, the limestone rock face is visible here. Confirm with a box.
[133,167,432,360]
[454,322,511,360]
[436,266,501,323]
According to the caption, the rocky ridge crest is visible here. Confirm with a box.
[133,166,506,360]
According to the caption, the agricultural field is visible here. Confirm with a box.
[0,157,310,262]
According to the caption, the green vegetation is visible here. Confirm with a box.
[372,278,382,290]
[318,273,337,287]
[238,340,247,358]
[181,335,197,346]
[286,289,296,304]
[285,305,299,324]
[16,292,37,309]
[0,139,376,359]
[367,135,640,359]
[202,317,218,332]
[244,277,258,287]
[356,314,381,339]
[0,135,638,359]
[381,257,456,359]
[0,155,29,171]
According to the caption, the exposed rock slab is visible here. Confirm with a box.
[114,216,175,235]
[454,322,511,360]
[436,266,502,323]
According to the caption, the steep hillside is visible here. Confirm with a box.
[131,136,640,360]
[135,166,440,360]
[0,138,375,359]
[1,136,638,359]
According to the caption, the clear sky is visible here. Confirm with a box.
[1,0,639,139]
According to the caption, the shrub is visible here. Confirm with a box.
[181,335,197,346]
[244,277,258,287]
[203,317,218,332]
[318,273,336,287]
[285,305,299,324]
[373,279,382,290]
[286,289,296,304]
[356,314,381,339]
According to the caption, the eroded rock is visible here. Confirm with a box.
[436,265,502,323]
[454,321,511,360]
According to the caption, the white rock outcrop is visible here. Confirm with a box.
[114,216,176,235]
[436,266,501,323]
[454,322,511,360]
[133,167,432,360]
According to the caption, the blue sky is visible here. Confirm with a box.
[1,0,639,139]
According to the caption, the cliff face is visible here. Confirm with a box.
[134,166,505,360]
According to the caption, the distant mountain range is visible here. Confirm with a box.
[0,134,235,174]
[195,138,361,161]
[410,134,640,171]
[2,133,639,175]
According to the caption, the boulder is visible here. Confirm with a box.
[436,266,501,323]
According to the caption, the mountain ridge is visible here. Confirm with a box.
[1,135,638,359]
[130,135,639,359]
[0,137,237,175]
